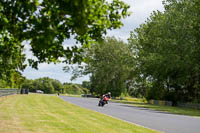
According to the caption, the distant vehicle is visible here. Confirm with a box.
[36,90,44,94]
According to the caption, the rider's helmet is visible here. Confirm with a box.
[108,92,111,95]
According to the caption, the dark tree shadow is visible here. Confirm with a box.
[118,104,179,115]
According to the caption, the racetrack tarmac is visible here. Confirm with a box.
[60,96,200,133]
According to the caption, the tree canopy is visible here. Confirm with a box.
[21,77,89,94]
[0,0,130,81]
[129,0,200,103]
[0,0,130,64]
[67,37,135,96]
[2,0,199,105]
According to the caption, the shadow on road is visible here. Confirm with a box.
[119,104,177,115]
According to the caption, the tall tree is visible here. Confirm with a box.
[51,79,63,93]
[0,0,130,69]
[67,37,135,96]
[0,70,25,89]
[33,77,55,93]
[129,0,200,103]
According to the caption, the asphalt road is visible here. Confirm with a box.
[60,96,200,133]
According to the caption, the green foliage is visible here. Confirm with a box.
[82,81,91,90]
[22,77,59,93]
[21,77,89,94]
[51,79,63,92]
[0,0,130,70]
[21,79,34,91]
[0,71,25,89]
[0,0,130,90]
[63,83,89,94]
[10,71,25,88]
[68,37,135,96]
[129,0,200,103]
[0,80,9,88]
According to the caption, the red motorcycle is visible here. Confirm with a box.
[98,95,110,107]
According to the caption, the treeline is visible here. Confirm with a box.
[21,77,89,94]
[70,0,200,104]
[0,0,129,92]
[0,73,89,95]
[1,0,199,104]
[0,71,25,89]
[129,0,200,104]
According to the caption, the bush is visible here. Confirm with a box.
[64,84,89,95]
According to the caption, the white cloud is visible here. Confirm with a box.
[22,0,164,83]
[107,0,164,41]
[22,63,89,83]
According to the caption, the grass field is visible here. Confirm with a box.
[111,97,200,117]
[0,94,160,133]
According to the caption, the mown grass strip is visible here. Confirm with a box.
[0,94,160,133]
[111,98,200,117]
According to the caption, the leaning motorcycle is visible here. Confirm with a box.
[98,96,110,107]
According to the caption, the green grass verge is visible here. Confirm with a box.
[111,98,200,117]
[0,94,160,133]
[61,94,82,97]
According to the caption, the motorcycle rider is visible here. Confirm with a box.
[102,92,111,104]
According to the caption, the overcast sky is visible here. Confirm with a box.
[22,0,165,84]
